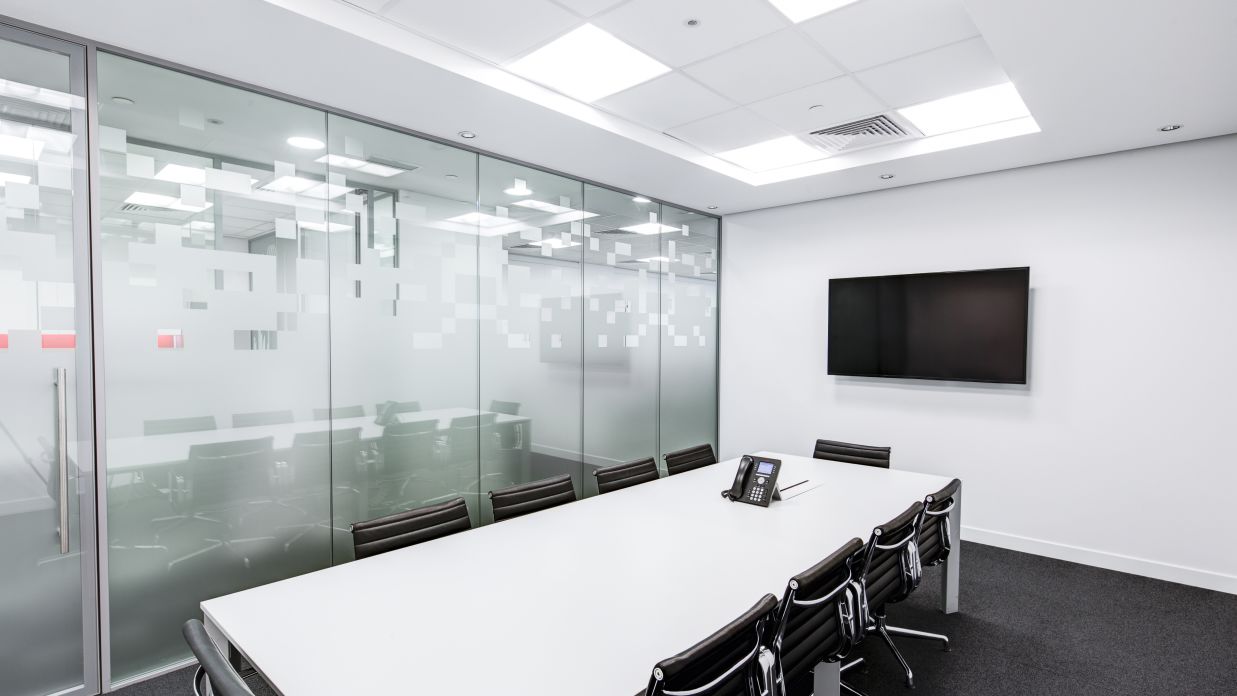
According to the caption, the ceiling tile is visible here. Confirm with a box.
[666,107,786,153]
[383,0,581,64]
[550,0,627,16]
[855,37,1008,108]
[801,0,978,72]
[747,76,885,133]
[596,72,735,131]
[593,0,789,68]
[683,28,843,105]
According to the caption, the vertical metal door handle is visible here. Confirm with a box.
[55,367,69,554]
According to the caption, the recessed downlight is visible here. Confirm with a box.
[111,96,135,106]
[707,206,718,210]
[1159,124,1182,132]
[458,130,476,139]
[286,136,325,150]
[879,174,895,180]
[685,19,700,26]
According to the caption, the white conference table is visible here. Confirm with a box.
[201,452,961,696]
[106,407,531,473]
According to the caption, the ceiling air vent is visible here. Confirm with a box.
[806,114,919,155]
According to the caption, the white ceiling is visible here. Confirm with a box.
[1,0,1235,214]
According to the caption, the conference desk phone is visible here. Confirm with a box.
[722,455,783,507]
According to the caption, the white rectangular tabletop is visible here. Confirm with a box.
[201,452,959,696]
[106,408,529,472]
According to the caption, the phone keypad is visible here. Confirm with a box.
[750,485,766,502]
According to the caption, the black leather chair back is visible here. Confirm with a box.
[595,457,659,495]
[858,502,924,619]
[231,410,294,428]
[812,439,891,468]
[185,437,275,511]
[489,474,576,522]
[182,619,255,696]
[646,594,778,696]
[144,415,216,436]
[663,444,717,476]
[351,496,471,559]
[916,478,961,567]
[771,538,865,693]
[313,404,365,421]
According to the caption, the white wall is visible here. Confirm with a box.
[720,136,1237,594]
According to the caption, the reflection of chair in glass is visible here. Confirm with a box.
[375,420,439,512]
[594,457,659,495]
[488,400,520,415]
[663,443,717,476]
[143,415,216,436]
[312,405,365,421]
[374,400,421,416]
[231,410,294,428]
[489,473,576,522]
[350,496,471,560]
[278,428,365,571]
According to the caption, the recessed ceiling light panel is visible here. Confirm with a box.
[768,0,860,23]
[620,222,681,235]
[897,83,1032,137]
[504,178,533,196]
[715,136,827,172]
[286,136,325,150]
[507,24,670,103]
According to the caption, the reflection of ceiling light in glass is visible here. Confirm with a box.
[507,24,670,103]
[286,136,325,150]
[504,178,533,196]
[447,211,513,228]
[510,199,599,218]
[0,78,80,110]
[184,220,215,231]
[531,238,581,249]
[155,163,206,185]
[715,136,826,172]
[0,172,32,186]
[260,175,350,199]
[767,0,859,23]
[297,221,353,233]
[125,191,213,213]
[898,83,1032,137]
[620,222,681,235]
[639,256,671,263]
[0,134,45,161]
[314,154,407,177]
[632,196,651,203]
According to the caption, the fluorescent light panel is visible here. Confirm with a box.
[620,222,680,235]
[530,238,580,249]
[155,163,206,185]
[507,24,670,103]
[511,199,598,219]
[0,134,45,161]
[898,82,1031,137]
[0,172,32,185]
[314,154,406,177]
[768,0,861,23]
[715,136,826,172]
[447,211,514,228]
[260,175,350,199]
[124,191,213,213]
[638,256,671,263]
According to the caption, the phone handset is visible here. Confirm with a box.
[722,455,754,501]
[722,455,782,507]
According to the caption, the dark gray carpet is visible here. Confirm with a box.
[114,541,1237,695]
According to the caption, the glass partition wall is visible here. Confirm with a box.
[91,51,718,682]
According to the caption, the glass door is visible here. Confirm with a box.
[0,23,99,696]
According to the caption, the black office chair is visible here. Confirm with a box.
[855,502,925,687]
[312,405,365,421]
[663,443,717,476]
[143,416,217,436]
[644,594,779,696]
[594,457,659,495]
[182,619,255,696]
[812,439,891,469]
[770,538,868,696]
[350,496,471,560]
[489,473,576,522]
[231,410,294,428]
[488,399,521,415]
[880,479,962,656]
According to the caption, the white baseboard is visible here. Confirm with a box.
[961,525,1237,595]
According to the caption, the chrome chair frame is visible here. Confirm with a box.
[855,507,923,688]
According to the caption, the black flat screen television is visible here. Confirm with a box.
[828,267,1030,384]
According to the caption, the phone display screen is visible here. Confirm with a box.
[756,461,774,475]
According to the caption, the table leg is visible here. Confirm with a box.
[941,483,961,614]
[813,660,841,696]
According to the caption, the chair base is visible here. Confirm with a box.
[884,624,950,652]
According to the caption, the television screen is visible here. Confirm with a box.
[828,267,1030,384]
